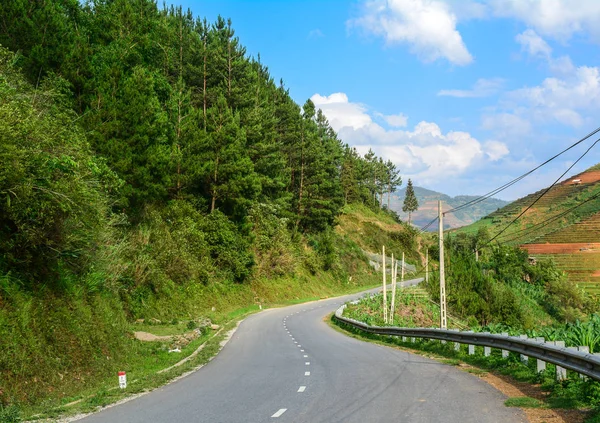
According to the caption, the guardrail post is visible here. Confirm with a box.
[534,338,546,372]
[554,341,567,380]
[577,346,589,379]
[519,335,529,363]
[468,344,475,355]
[501,333,509,358]
[402,336,407,342]
[411,337,416,343]
[454,342,460,352]
[482,332,491,357]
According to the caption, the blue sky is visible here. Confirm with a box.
[176,0,600,200]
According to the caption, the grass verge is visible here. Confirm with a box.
[15,277,381,422]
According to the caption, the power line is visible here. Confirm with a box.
[486,138,600,245]
[419,216,438,233]
[444,125,600,215]
[495,189,600,245]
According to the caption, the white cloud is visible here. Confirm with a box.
[483,140,510,161]
[478,29,600,132]
[438,77,504,98]
[312,91,509,185]
[516,29,552,59]
[515,29,575,76]
[349,0,473,65]
[310,93,372,130]
[382,112,408,127]
[481,112,532,137]
[509,66,600,127]
[490,0,600,43]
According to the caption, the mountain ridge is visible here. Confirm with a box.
[389,186,509,230]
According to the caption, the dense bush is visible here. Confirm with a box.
[424,233,592,329]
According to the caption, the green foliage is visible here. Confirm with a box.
[424,232,593,329]
[402,178,418,224]
[0,403,21,422]
[0,47,120,287]
[249,203,295,278]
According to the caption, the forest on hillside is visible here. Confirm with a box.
[0,0,405,293]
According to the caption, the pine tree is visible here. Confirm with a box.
[402,179,419,225]
[385,160,402,209]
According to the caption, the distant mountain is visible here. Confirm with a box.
[389,186,509,230]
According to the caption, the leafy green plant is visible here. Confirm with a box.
[0,404,21,422]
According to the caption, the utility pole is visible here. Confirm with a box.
[438,200,447,329]
[382,245,388,323]
[425,249,429,284]
[401,251,405,285]
[390,254,396,325]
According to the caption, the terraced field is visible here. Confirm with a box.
[456,165,600,296]
[538,212,600,243]
[527,252,600,296]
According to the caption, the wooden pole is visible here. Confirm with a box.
[438,201,447,329]
[390,254,396,325]
[382,245,388,323]
[425,249,429,284]
[401,251,405,284]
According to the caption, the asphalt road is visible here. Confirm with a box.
[79,280,525,423]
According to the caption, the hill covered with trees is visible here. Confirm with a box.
[0,0,415,414]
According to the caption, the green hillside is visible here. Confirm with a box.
[455,164,600,295]
[455,166,600,243]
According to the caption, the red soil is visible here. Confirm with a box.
[561,170,600,185]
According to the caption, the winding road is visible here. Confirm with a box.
[79,280,525,423]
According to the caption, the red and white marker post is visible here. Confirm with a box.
[118,371,127,389]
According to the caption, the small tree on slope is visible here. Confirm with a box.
[402,179,419,225]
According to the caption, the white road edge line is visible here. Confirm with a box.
[297,386,306,393]
[272,408,287,418]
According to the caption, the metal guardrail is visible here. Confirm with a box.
[334,304,600,382]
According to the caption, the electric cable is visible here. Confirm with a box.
[444,125,600,215]
[485,138,600,245]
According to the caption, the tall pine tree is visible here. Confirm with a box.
[402,178,419,225]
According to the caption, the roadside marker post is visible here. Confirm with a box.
[118,371,127,389]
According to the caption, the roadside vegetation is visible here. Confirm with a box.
[338,229,600,421]
[0,1,422,419]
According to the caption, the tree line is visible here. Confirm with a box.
[0,0,403,288]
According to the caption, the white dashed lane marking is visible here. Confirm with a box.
[297,386,306,393]
[305,362,310,365]
[271,408,287,418]
[303,355,308,358]
[305,371,310,376]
